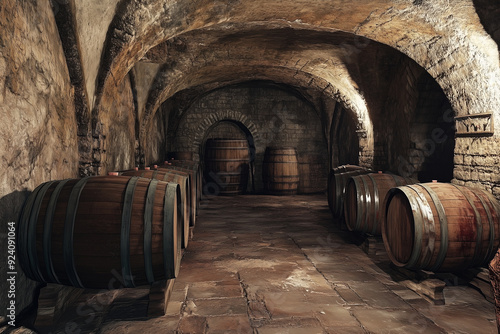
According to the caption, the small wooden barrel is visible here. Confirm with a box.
[344,172,416,235]
[17,176,182,289]
[121,169,192,247]
[262,147,299,195]
[327,165,371,218]
[383,182,500,272]
[204,139,249,195]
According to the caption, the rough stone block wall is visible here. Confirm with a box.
[170,83,329,193]
[0,0,79,318]
[453,137,500,199]
[145,102,169,166]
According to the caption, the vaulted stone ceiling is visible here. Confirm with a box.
[61,0,499,161]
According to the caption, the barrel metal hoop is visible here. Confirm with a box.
[366,174,379,235]
[422,184,449,272]
[475,192,495,263]
[407,184,435,269]
[358,175,371,233]
[334,174,343,217]
[121,176,140,288]
[387,173,402,187]
[450,184,482,267]
[43,179,70,284]
[22,182,48,281]
[261,161,296,164]
[144,179,159,284]
[164,183,177,279]
[399,187,424,269]
[152,170,159,179]
[19,183,46,280]
[27,181,55,282]
[64,177,90,288]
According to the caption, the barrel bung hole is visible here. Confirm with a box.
[386,192,414,265]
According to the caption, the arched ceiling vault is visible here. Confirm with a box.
[95,0,500,133]
[138,27,388,148]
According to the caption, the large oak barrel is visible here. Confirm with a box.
[383,182,500,272]
[344,172,417,235]
[17,176,182,289]
[262,147,299,195]
[120,169,192,247]
[204,139,249,195]
[327,165,371,218]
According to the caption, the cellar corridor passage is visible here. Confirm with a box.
[38,195,496,334]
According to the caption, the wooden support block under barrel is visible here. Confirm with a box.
[34,284,84,328]
[389,264,446,305]
[148,279,176,317]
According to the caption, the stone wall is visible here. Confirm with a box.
[453,137,500,198]
[169,82,329,193]
[145,102,169,166]
[0,0,79,319]
[98,74,136,174]
[374,57,455,182]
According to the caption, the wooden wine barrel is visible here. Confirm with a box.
[169,161,203,211]
[120,169,192,247]
[262,147,299,195]
[327,165,371,218]
[383,182,500,272]
[344,172,417,235]
[17,176,182,289]
[204,139,249,195]
[162,165,199,220]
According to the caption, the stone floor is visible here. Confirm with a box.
[35,194,497,333]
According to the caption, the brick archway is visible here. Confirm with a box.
[191,110,261,158]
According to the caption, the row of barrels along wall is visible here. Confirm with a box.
[17,160,202,289]
[203,139,301,196]
[328,165,500,273]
